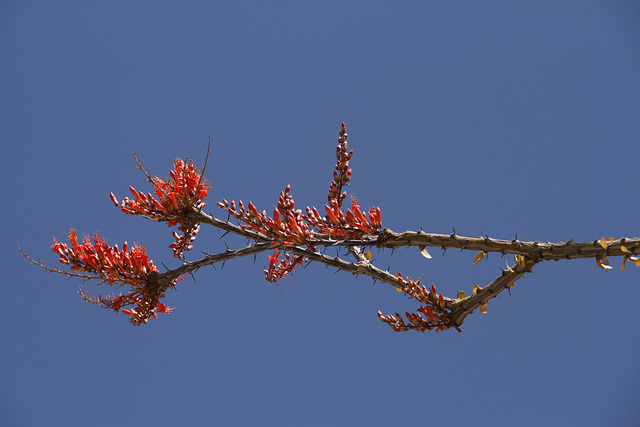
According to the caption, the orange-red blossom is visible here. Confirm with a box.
[111,157,211,258]
[308,196,382,239]
[264,249,306,283]
[377,277,453,332]
[52,228,158,282]
[52,228,173,326]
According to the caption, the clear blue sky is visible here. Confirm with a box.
[2,2,640,426]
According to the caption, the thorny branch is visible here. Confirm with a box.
[23,123,640,332]
[375,229,640,261]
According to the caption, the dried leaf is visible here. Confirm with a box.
[364,250,372,260]
[621,256,627,272]
[457,290,466,299]
[566,237,574,243]
[479,302,488,314]
[621,245,630,253]
[473,251,485,264]
[514,254,525,268]
[418,245,432,259]
[600,237,607,249]
[596,257,612,270]
[472,284,480,294]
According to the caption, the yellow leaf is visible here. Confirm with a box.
[472,284,480,294]
[396,287,402,292]
[608,237,615,242]
[621,245,630,253]
[364,250,372,260]
[473,251,485,264]
[636,260,640,267]
[600,237,607,249]
[457,290,466,299]
[479,302,488,314]
[621,256,627,272]
[566,237,574,243]
[419,245,432,259]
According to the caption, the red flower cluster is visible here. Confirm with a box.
[218,122,382,283]
[306,195,382,239]
[52,228,173,326]
[111,158,211,258]
[264,249,306,283]
[120,294,174,326]
[219,185,313,246]
[377,277,454,332]
[328,122,352,208]
[53,228,157,282]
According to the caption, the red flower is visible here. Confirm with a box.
[52,229,158,282]
[51,228,176,326]
[112,157,211,258]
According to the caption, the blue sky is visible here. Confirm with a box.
[2,1,640,426]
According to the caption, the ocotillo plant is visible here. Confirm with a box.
[21,123,640,332]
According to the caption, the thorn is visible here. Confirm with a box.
[219,231,229,240]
